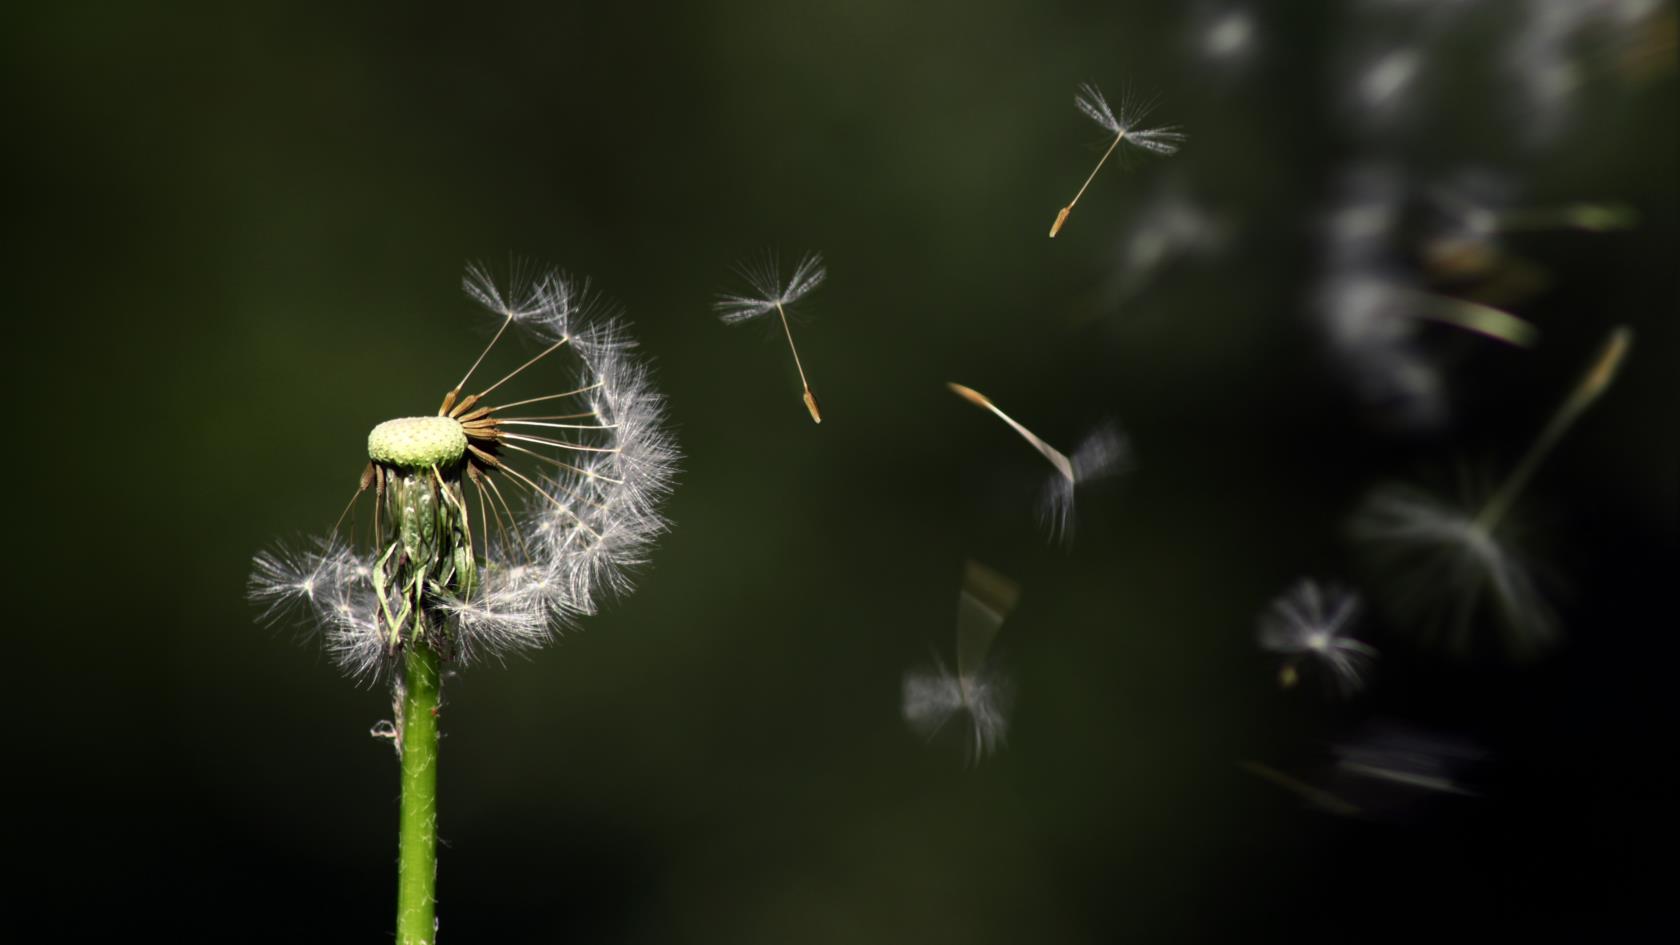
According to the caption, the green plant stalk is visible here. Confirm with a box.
[397,641,442,945]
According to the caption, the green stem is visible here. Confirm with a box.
[397,642,442,945]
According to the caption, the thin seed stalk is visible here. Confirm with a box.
[397,642,442,945]
[1472,326,1632,533]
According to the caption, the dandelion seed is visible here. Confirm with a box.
[1103,180,1230,305]
[248,536,358,626]
[948,383,1130,543]
[1334,723,1482,799]
[903,561,1020,764]
[1257,579,1378,697]
[1351,326,1632,657]
[1243,722,1483,821]
[1037,423,1131,544]
[1200,8,1257,62]
[1406,289,1538,348]
[1239,761,1362,817]
[1049,83,1185,238]
[1491,0,1677,147]
[1423,174,1638,279]
[1314,166,1543,432]
[1358,47,1422,110]
[247,262,679,943]
[715,251,827,423]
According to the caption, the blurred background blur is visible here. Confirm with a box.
[8,1,1676,941]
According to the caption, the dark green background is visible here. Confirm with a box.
[10,1,1676,941]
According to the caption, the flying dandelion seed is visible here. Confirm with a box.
[248,262,678,943]
[1199,7,1258,63]
[903,561,1020,764]
[715,251,827,423]
[1257,579,1379,697]
[1489,0,1678,147]
[1049,83,1185,238]
[1243,721,1482,821]
[1101,179,1231,307]
[1358,47,1422,111]
[1239,761,1363,818]
[947,383,1131,544]
[1351,326,1632,657]
[1422,173,1637,280]
[1334,722,1483,800]
[1314,166,1543,432]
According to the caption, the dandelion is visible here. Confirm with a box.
[1049,83,1185,238]
[1257,579,1378,696]
[903,561,1020,764]
[715,251,827,423]
[248,262,678,944]
[947,383,1131,543]
[1351,325,1632,657]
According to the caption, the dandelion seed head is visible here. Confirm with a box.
[1257,579,1378,697]
[367,416,468,469]
[250,263,679,679]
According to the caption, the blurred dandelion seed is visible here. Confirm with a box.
[903,561,1020,764]
[1098,180,1232,310]
[1424,176,1638,280]
[1314,165,1553,430]
[1049,83,1185,238]
[1351,326,1633,656]
[1243,721,1483,821]
[1334,722,1483,799]
[1240,761,1362,818]
[1359,47,1422,110]
[715,251,827,423]
[1201,8,1257,62]
[1257,580,1378,697]
[1403,289,1538,348]
[947,383,1131,543]
[1431,178,1639,239]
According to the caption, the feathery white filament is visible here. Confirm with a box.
[1257,579,1378,696]
[713,252,828,324]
